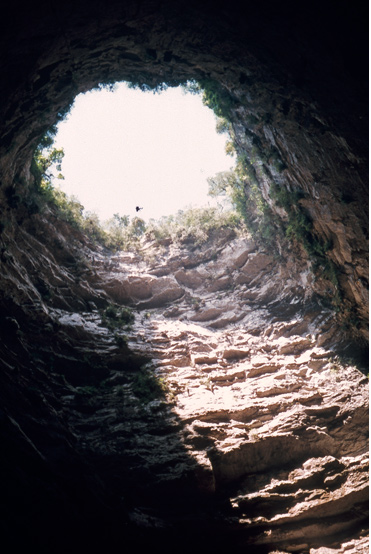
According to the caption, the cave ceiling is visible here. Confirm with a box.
[0,0,367,171]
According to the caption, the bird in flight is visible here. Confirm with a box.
[135,206,143,212]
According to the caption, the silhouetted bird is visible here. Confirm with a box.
[135,206,143,212]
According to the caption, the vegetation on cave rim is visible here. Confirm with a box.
[27,152,245,250]
[27,77,344,311]
[192,78,338,284]
[27,113,245,251]
[201,91,344,310]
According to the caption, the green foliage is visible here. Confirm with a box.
[215,117,232,135]
[31,129,65,189]
[268,182,342,306]
[144,206,243,246]
[234,153,260,185]
[83,211,109,244]
[207,170,234,198]
[95,81,118,93]
[225,141,236,156]
[207,157,281,248]
[30,130,70,216]
[207,151,338,298]
[51,190,84,224]
[199,79,236,119]
[270,183,332,257]
[127,78,186,94]
[101,304,135,330]
[131,366,168,403]
[183,79,236,119]
[28,135,243,253]
[103,215,146,250]
[320,259,342,308]
[113,213,130,227]
[30,132,139,249]
[114,333,128,347]
[193,81,343,312]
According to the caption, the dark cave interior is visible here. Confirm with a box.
[0,1,368,552]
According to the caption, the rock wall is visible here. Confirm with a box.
[0,211,367,553]
[0,1,368,552]
[0,0,367,336]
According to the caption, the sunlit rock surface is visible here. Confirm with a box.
[0,213,367,553]
[0,1,367,552]
[0,0,368,340]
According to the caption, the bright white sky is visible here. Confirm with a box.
[53,82,234,223]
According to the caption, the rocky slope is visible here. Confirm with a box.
[0,213,367,553]
[0,1,367,551]
[0,0,368,340]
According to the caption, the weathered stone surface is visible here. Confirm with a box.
[0,0,367,340]
[0,211,367,553]
[190,307,224,322]
[223,347,250,361]
[174,269,204,289]
[102,271,185,307]
[0,2,367,552]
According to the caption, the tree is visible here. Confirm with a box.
[130,217,146,237]
[113,213,130,228]
[207,170,237,198]
[32,133,65,191]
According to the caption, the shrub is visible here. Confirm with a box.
[101,304,135,330]
[102,215,147,251]
[131,367,168,403]
[199,79,236,119]
[144,206,243,247]
[215,117,232,135]
[114,333,128,347]
[183,79,236,119]
[194,80,344,313]
[207,158,282,248]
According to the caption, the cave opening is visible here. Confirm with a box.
[0,1,368,553]
[49,81,235,224]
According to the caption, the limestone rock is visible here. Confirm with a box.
[0,2,367,550]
